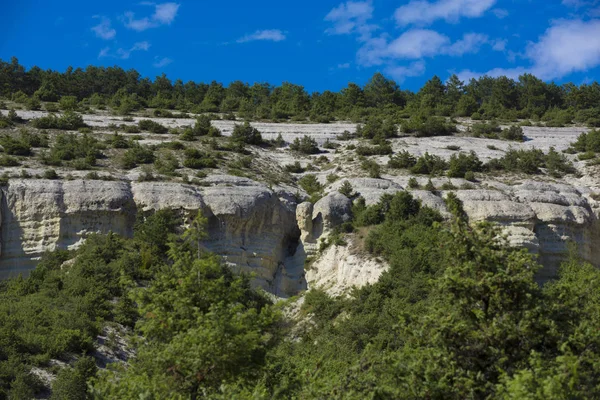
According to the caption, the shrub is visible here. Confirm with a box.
[298,174,323,199]
[447,151,483,178]
[411,152,448,175]
[338,180,355,197]
[408,177,419,188]
[402,116,456,137]
[471,121,501,138]
[231,122,263,145]
[121,145,155,169]
[43,169,59,179]
[356,117,397,139]
[59,96,79,111]
[285,161,305,173]
[356,142,393,156]
[290,135,320,154]
[154,152,180,176]
[361,159,381,178]
[0,155,20,166]
[41,133,102,167]
[138,119,168,134]
[183,148,217,169]
[464,170,476,182]
[0,135,31,156]
[500,125,524,141]
[569,129,600,153]
[388,150,416,169]
[32,111,86,130]
[122,124,141,134]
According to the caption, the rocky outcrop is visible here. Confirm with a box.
[1,175,599,295]
[0,176,302,293]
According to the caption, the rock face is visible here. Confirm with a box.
[1,175,599,295]
[0,176,302,293]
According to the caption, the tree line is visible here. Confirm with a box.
[1,57,600,125]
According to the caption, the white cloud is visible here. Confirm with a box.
[325,1,375,39]
[456,19,600,81]
[237,29,286,43]
[394,0,496,26]
[123,2,180,31]
[98,47,110,58]
[337,62,351,69]
[385,61,427,82]
[154,57,173,68]
[492,8,509,19]
[91,16,116,40]
[492,39,508,52]
[358,30,490,66]
[99,41,150,59]
[445,33,488,56]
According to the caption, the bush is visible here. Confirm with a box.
[410,152,448,175]
[402,116,456,137]
[470,121,501,138]
[31,111,86,130]
[121,145,155,169]
[183,148,217,169]
[43,169,59,179]
[231,122,263,145]
[290,135,320,154]
[500,125,524,141]
[338,180,355,197]
[388,150,417,169]
[298,174,323,199]
[447,151,483,178]
[122,124,141,134]
[59,96,79,111]
[356,117,397,139]
[361,159,381,178]
[41,133,102,167]
[138,119,168,134]
[285,161,305,173]
[408,177,419,188]
[0,135,31,156]
[569,129,600,153]
[356,142,393,156]
[0,155,20,166]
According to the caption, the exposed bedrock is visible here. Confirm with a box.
[1,176,599,295]
[0,176,302,294]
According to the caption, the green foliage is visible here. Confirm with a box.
[231,122,263,145]
[410,152,448,175]
[402,115,456,137]
[59,95,79,111]
[355,141,393,156]
[338,180,354,197]
[500,125,525,141]
[138,119,168,134]
[388,150,417,169]
[121,144,155,169]
[569,129,600,153]
[356,117,397,139]
[447,151,483,178]
[298,174,323,201]
[51,357,97,400]
[31,111,86,130]
[470,120,501,137]
[41,133,102,168]
[361,159,381,178]
[289,135,319,154]
[0,135,31,156]
[183,148,217,169]
[284,161,304,173]
[488,147,575,176]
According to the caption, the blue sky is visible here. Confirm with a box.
[2,0,600,92]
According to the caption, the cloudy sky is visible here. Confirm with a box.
[1,0,600,91]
